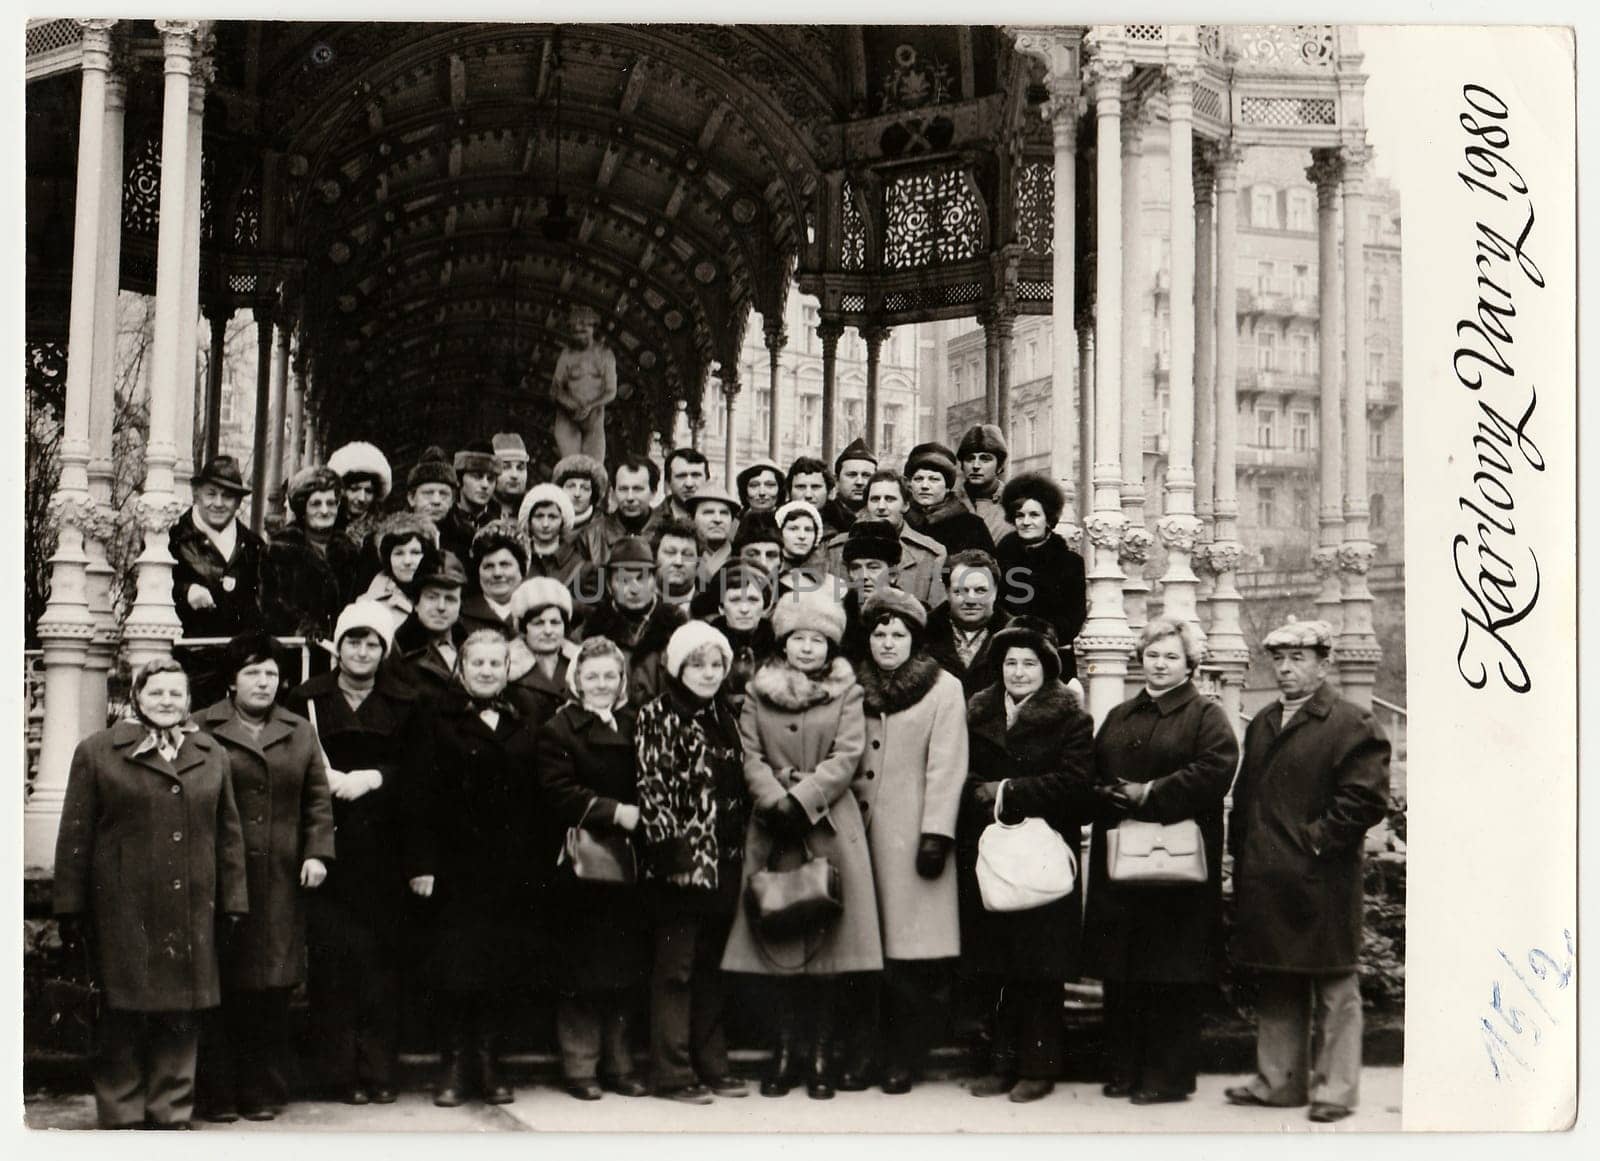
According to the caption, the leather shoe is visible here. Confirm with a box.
[806,1076,836,1100]
[605,1075,651,1098]
[880,1069,913,1095]
[704,1076,749,1097]
[1224,1085,1271,1107]
[199,1107,239,1124]
[370,1087,398,1105]
[344,1087,372,1106]
[969,1073,1016,1097]
[759,1076,793,1097]
[658,1083,714,1105]
[1131,1088,1188,1105]
[241,1107,278,1121]
[1309,1102,1353,1123]
[1102,1081,1134,1098]
[1009,1079,1055,1103]
[836,1069,871,1092]
[565,1081,604,1102]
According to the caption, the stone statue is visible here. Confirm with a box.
[549,305,617,463]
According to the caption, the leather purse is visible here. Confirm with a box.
[975,781,1077,912]
[558,798,638,886]
[745,839,842,941]
[1106,818,1208,885]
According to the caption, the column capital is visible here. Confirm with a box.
[1084,52,1133,103]
[1117,524,1155,567]
[1340,142,1372,189]
[859,324,891,348]
[815,317,845,343]
[1307,147,1344,202]
[1192,141,1217,205]
[154,20,201,75]
[763,321,788,352]
[75,18,117,69]
[1213,137,1246,187]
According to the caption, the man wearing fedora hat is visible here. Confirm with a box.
[171,455,270,707]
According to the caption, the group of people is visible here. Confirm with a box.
[52,420,1391,1130]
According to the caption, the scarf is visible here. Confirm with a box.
[582,702,619,731]
[191,507,239,563]
[129,718,199,763]
[1004,690,1035,729]
[952,623,990,668]
[337,673,375,711]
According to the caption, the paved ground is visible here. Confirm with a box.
[25,1068,1402,1133]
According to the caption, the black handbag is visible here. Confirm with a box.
[558,798,637,886]
[745,838,842,942]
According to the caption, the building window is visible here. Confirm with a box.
[1257,485,1277,527]
[1291,332,1312,374]
[1367,212,1383,243]
[219,383,236,425]
[1256,260,1275,294]
[969,360,982,398]
[1371,493,1386,529]
[1287,189,1313,231]
[1368,281,1383,320]
[1294,488,1312,528]
[1251,186,1277,229]
[882,404,903,457]
[844,398,864,442]
[1255,407,1277,447]
[1293,264,1311,299]
[1025,413,1039,456]
[1370,421,1385,459]
[950,364,963,399]
[1257,330,1277,372]
[1368,350,1385,387]
[756,388,772,438]
[803,305,819,353]
[1291,410,1312,451]
[1025,340,1038,381]
[800,393,820,447]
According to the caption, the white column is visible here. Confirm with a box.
[28,18,119,874]
[1081,45,1135,726]
[122,19,201,674]
[174,55,208,508]
[1193,145,1218,630]
[1338,143,1381,707]
[1048,89,1079,535]
[1308,149,1346,630]
[82,63,127,739]
[264,322,292,525]
[1207,140,1250,730]
[1118,107,1153,641]
[1077,319,1094,523]
[1155,54,1205,636]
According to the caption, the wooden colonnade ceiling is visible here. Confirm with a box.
[254,21,860,461]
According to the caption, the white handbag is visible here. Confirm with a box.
[1105,819,1208,885]
[975,781,1077,912]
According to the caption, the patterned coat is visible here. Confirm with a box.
[720,657,882,976]
[853,654,968,960]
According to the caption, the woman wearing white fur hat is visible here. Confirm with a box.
[720,586,880,1101]
[518,482,588,588]
[327,441,393,553]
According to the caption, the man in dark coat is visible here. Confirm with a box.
[925,549,1013,701]
[820,437,876,537]
[1225,619,1391,1124]
[904,442,996,558]
[954,423,1014,544]
[577,536,685,708]
[389,551,469,704]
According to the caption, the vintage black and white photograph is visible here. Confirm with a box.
[11,10,1578,1137]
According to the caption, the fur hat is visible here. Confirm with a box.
[407,445,459,493]
[1001,471,1066,528]
[842,518,903,565]
[492,433,529,463]
[990,615,1062,682]
[509,576,574,628]
[732,510,782,552]
[553,454,609,504]
[770,585,848,645]
[416,550,468,590]
[957,423,1009,464]
[833,436,878,474]
[861,586,928,630]
[334,599,397,655]
[453,440,498,477]
[517,483,576,537]
[775,499,823,536]
[735,458,786,508]
[904,442,960,487]
[1262,618,1334,653]
[286,465,341,518]
[470,517,530,571]
[665,621,734,680]
[328,441,394,499]
[375,510,440,559]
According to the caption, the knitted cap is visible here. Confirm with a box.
[407,446,459,493]
[770,585,848,645]
[333,600,397,655]
[327,441,394,499]
[664,621,734,680]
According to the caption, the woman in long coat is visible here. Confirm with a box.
[408,629,542,1107]
[535,635,652,1100]
[194,633,336,1122]
[1082,617,1240,1104]
[958,617,1100,1103]
[53,658,249,1129]
[993,473,1087,681]
[721,586,880,1100]
[262,466,362,643]
[505,576,579,726]
[847,588,968,1094]
[284,600,431,1105]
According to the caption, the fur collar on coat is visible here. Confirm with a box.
[858,651,944,716]
[506,636,578,683]
[747,656,856,712]
[969,677,1083,754]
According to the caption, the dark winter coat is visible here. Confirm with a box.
[410,691,543,991]
[387,617,464,706]
[535,702,651,993]
[819,495,861,539]
[1228,682,1391,974]
[525,538,589,590]
[577,599,684,708]
[703,615,775,714]
[1082,682,1240,984]
[54,721,249,1010]
[457,592,518,639]
[170,510,268,640]
[196,698,337,991]
[907,494,997,558]
[994,532,1086,680]
[283,671,431,938]
[505,639,573,726]
[924,603,1013,702]
[958,680,1098,981]
[261,524,361,642]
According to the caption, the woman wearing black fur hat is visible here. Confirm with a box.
[994,472,1087,682]
[264,466,362,644]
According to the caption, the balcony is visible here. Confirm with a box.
[1238,444,1317,471]
[1237,288,1321,320]
[1367,378,1401,410]
[1237,368,1320,396]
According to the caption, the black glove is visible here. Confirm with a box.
[1094,784,1132,819]
[57,914,85,953]
[763,794,811,840]
[915,833,952,879]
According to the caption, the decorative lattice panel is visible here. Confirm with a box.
[882,281,984,313]
[839,293,868,312]
[841,179,867,271]
[1017,280,1052,303]
[26,339,68,408]
[883,167,983,270]
[227,272,258,295]
[1125,25,1164,42]
[942,281,983,306]
[1239,97,1336,126]
[1194,86,1225,121]
[123,137,161,236]
[26,19,82,57]
[233,183,261,249]
[1014,161,1053,257]
[199,153,217,242]
[1237,25,1337,70]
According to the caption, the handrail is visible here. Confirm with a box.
[172,636,320,688]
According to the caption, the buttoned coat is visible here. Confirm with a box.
[994,533,1086,681]
[852,654,968,960]
[170,510,268,640]
[534,702,651,993]
[505,640,574,725]
[924,603,1013,702]
[1082,682,1240,984]
[1228,682,1391,974]
[196,699,337,990]
[824,523,949,607]
[54,722,249,1011]
[957,680,1098,981]
[721,657,883,976]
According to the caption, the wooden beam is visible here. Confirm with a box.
[449,53,468,110]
